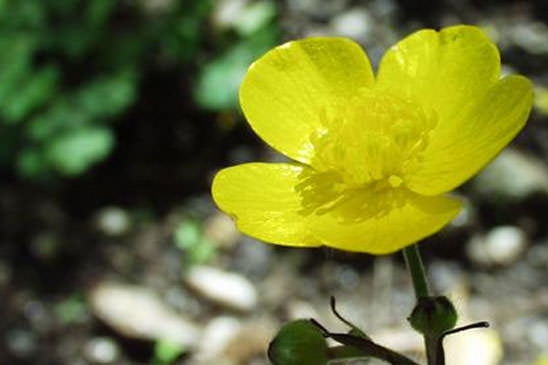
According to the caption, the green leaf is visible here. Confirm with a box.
[54,294,87,324]
[153,338,185,365]
[2,66,59,123]
[193,26,278,110]
[268,320,328,365]
[86,0,116,29]
[16,147,48,178]
[174,221,202,249]
[45,126,114,175]
[76,71,137,118]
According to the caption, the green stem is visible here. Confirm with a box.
[403,244,436,365]
[403,244,430,298]
[327,344,420,365]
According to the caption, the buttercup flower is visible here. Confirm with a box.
[212,25,533,254]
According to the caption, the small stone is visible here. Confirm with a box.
[287,0,348,18]
[528,321,548,348]
[193,316,242,364]
[467,226,527,266]
[184,265,258,311]
[527,243,548,268]
[6,329,37,358]
[95,207,131,236]
[511,22,548,54]
[232,237,273,277]
[88,281,200,346]
[223,320,276,364]
[212,0,247,30]
[193,317,275,365]
[203,212,241,248]
[23,300,51,333]
[83,337,120,364]
[429,260,463,293]
[471,149,548,202]
[330,8,373,41]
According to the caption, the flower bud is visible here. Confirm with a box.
[268,319,328,365]
[408,296,458,337]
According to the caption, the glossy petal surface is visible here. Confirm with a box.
[376,25,500,125]
[309,192,462,254]
[240,37,375,164]
[407,75,534,195]
[212,163,320,247]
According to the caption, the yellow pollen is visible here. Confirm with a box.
[388,175,403,188]
[297,88,436,222]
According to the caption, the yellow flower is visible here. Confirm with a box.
[211,25,533,254]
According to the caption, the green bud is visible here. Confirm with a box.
[408,296,458,337]
[268,319,328,365]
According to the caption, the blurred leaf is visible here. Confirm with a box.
[174,220,216,266]
[194,25,278,110]
[16,147,48,178]
[87,0,116,29]
[0,1,46,28]
[156,0,213,62]
[0,35,36,118]
[27,98,89,142]
[174,220,202,249]
[153,338,185,365]
[20,71,136,177]
[2,66,59,123]
[235,0,277,36]
[54,294,87,324]
[27,72,136,140]
[45,126,114,176]
[0,125,18,165]
[0,34,58,124]
[0,0,213,179]
[76,71,137,118]
[187,238,216,265]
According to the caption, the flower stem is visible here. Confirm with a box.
[403,244,430,298]
[403,244,436,365]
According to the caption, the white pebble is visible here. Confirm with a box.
[185,266,257,311]
[83,337,119,364]
[194,316,242,363]
[95,207,131,236]
[89,282,200,346]
[467,226,527,266]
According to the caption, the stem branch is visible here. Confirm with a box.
[403,244,436,365]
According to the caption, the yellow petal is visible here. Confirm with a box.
[211,163,320,247]
[309,192,462,254]
[376,25,500,125]
[407,75,533,195]
[240,37,375,164]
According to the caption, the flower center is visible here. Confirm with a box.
[296,88,436,222]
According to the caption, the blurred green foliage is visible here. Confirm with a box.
[193,0,279,110]
[174,219,216,267]
[152,338,185,365]
[54,294,87,324]
[0,0,278,180]
[0,0,211,178]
